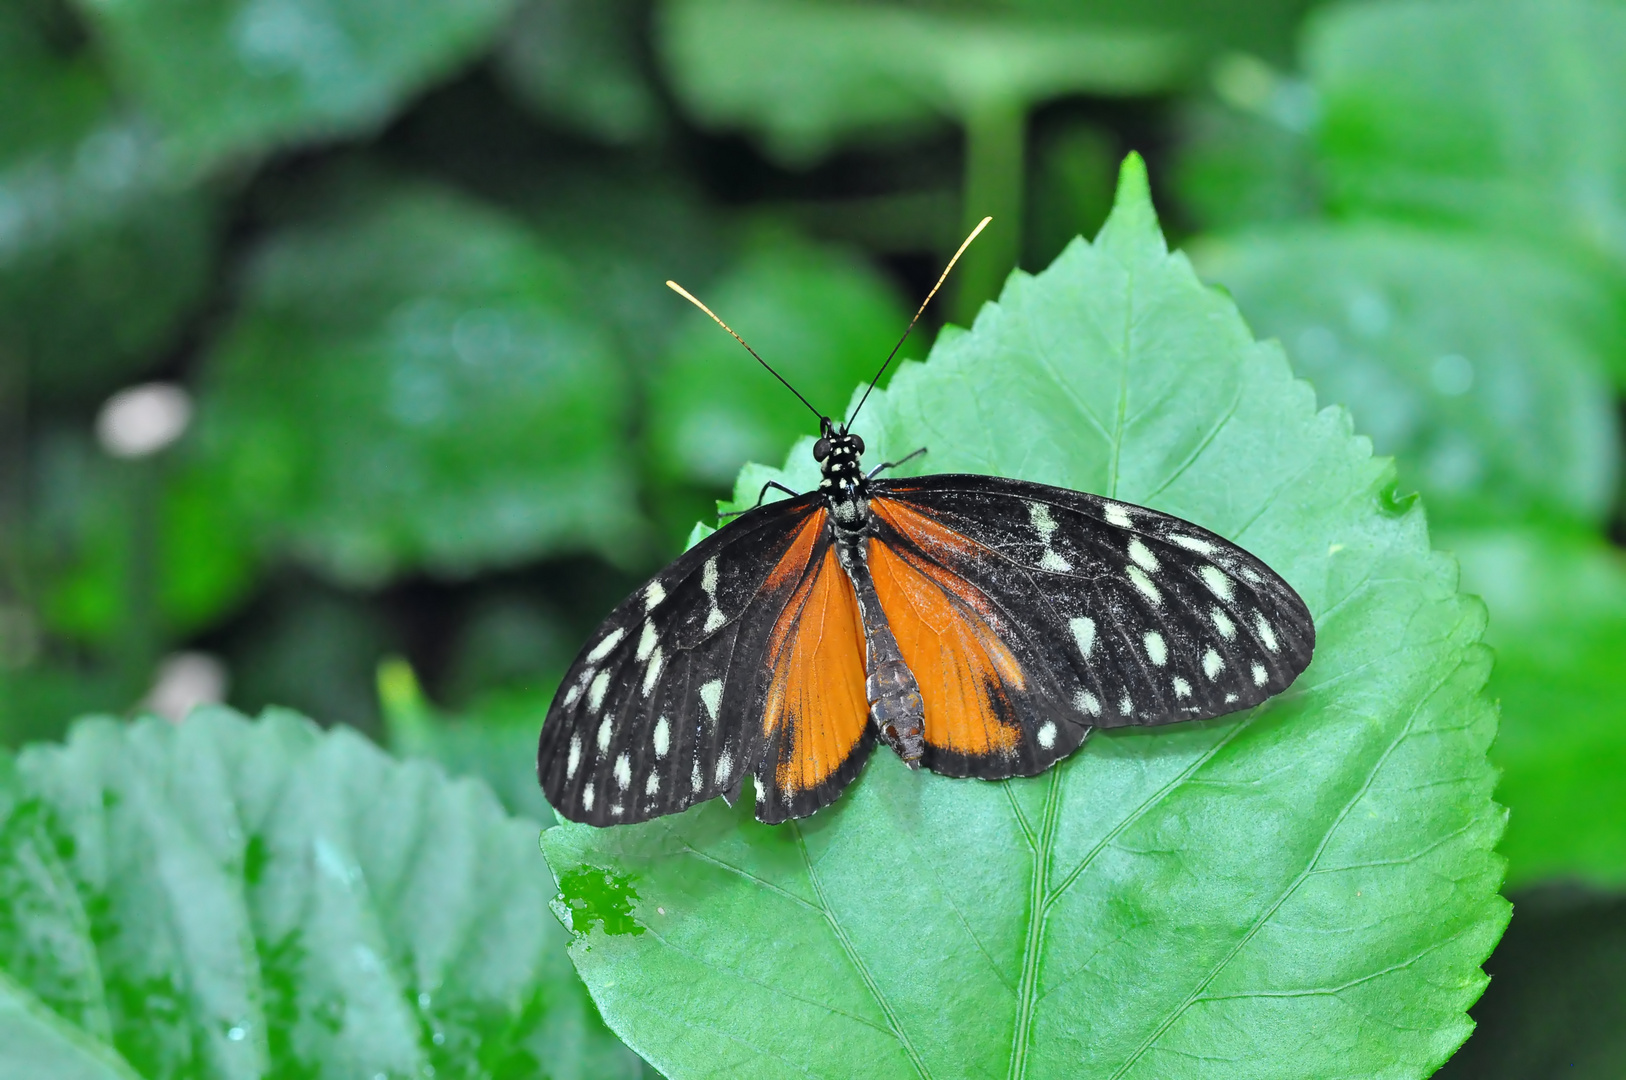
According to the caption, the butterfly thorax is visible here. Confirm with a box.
[811,421,927,764]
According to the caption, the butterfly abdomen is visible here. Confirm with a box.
[834,524,926,765]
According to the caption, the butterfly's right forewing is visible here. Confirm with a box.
[538,494,825,826]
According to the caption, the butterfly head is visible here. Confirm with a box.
[813,416,866,494]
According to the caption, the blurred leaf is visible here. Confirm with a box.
[545,157,1507,1078]
[648,230,908,487]
[1193,222,1620,529]
[1025,121,1117,272]
[1444,527,1626,889]
[1173,90,1319,232]
[496,0,664,145]
[657,0,1189,164]
[521,163,730,372]
[71,0,519,173]
[381,659,555,823]
[440,594,573,707]
[0,971,144,1080]
[0,707,643,1079]
[196,182,642,586]
[223,583,397,733]
[1309,0,1626,287]
[1436,890,1626,1079]
[0,661,135,750]
[996,0,1317,62]
[0,41,214,399]
[28,430,258,646]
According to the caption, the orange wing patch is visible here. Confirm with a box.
[762,541,869,796]
[866,529,1025,758]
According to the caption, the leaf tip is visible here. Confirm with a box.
[1096,151,1167,258]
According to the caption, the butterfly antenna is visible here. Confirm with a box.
[845,215,992,429]
[666,281,824,423]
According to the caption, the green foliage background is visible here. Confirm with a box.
[1,0,1622,1075]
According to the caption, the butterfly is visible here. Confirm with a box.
[538,219,1314,827]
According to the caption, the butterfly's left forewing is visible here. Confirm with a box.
[539,494,828,826]
[868,473,1315,779]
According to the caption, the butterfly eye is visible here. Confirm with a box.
[813,437,831,461]
[851,434,865,454]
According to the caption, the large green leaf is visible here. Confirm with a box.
[194,182,642,586]
[656,0,1188,164]
[543,157,1508,1078]
[1443,527,1626,888]
[71,0,518,172]
[1192,222,1620,529]
[0,708,642,1079]
[648,231,908,488]
[1308,0,1626,285]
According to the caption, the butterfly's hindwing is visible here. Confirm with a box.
[538,494,826,826]
[868,474,1314,776]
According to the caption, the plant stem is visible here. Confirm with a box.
[952,95,1026,325]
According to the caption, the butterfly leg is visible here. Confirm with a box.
[719,480,802,520]
[865,447,927,479]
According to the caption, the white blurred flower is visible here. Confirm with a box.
[96,382,193,458]
[144,652,229,723]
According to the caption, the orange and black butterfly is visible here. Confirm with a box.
[538,220,1314,826]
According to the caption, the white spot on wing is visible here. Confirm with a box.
[644,581,665,610]
[1128,538,1159,573]
[700,679,723,722]
[582,782,595,811]
[596,718,612,754]
[1028,502,1058,539]
[614,754,631,789]
[588,670,610,710]
[1254,612,1279,652]
[1199,565,1234,600]
[1128,565,1161,604]
[566,735,581,778]
[1225,692,1238,704]
[1104,504,1132,528]
[1212,607,1236,640]
[1074,690,1101,716]
[1069,617,1096,658]
[1202,649,1224,679]
[563,683,582,708]
[646,773,660,795]
[635,620,657,661]
[1170,534,1216,555]
[703,607,726,633]
[610,804,623,816]
[587,627,625,662]
[653,717,670,757]
[1037,721,1057,749]
[1143,631,1167,666]
[714,751,733,785]
[1039,549,1072,572]
[691,758,702,791]
[1172,676,1192,699]
[641,648,663,696]
[1118,694,1133,715]
[702,557,719,594]
[1252,662,1268,686]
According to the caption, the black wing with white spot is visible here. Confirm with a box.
[870,473,1314,766]
[537,493,826,826]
